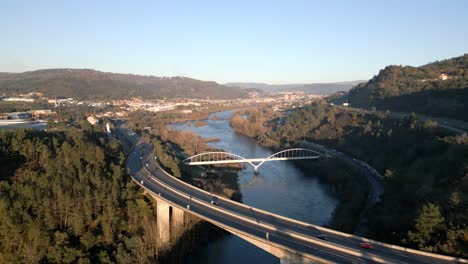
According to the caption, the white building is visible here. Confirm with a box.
[87,116,99,125]
[3,97,35,102]
[439,73,449,80]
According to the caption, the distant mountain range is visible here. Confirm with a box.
[345,54,468,121]
[225,81,365,95]
[0,69,248,100]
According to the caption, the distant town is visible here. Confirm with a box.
[0,91,332,128]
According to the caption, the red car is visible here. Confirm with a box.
[359,243,374,249]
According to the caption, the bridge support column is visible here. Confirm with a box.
[171,206,185,236]
[156,200,170,245]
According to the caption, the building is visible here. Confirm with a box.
[29,109,56,117]
[3,97,35,102]
[87,116,99,125]
[439,73,449,80]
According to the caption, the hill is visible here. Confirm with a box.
[225,81,364,95]
[0,69,248,100]
[347,54,468,120]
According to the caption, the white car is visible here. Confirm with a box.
[210,196,219,205]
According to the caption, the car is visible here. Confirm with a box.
[145,163,149,167]
[210,196,219,205]
[359,243,374,249]
[140,156,142,160]
[316,234,329,240]
[140,180,144,185]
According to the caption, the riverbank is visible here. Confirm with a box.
[228,107,371,233]
[169,109,337,264]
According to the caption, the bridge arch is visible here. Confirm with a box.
[182,151,258,168]
[255,148,323,170]
[183,148,323,173]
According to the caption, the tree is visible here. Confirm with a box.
[407,203,445,250]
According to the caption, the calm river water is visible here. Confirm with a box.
[170,110,338,264]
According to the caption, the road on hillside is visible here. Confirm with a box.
[336,106,467,134]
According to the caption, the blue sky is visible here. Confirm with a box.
[1,0,467,84]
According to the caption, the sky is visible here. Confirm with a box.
[1,0,467,84]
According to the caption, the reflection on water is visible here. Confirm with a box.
[171,110,338,264]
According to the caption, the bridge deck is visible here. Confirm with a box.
[186,156,321,165]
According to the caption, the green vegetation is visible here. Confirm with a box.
[0,69,247,100]
[229,107,280,138]
[0,100,51,113]
[406,203,446,251]
[151,135,183,177]
[239,102,468,257]
[0,128,164,263]
[346,54,468,121]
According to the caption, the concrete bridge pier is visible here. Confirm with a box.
[171,205,185,235]
[156,200,171,245]
[153,195,186,247]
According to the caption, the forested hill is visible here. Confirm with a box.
[0,69,248,100]
[347,54,468,120]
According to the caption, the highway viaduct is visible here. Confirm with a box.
[121,128,468,264]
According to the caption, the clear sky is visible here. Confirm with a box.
[1,0,467,84]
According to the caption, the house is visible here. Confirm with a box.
[30,109,56,117]
[87,116,99,125]
[439,73,449,80]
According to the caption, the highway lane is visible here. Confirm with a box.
[120,128,467,264]
[128,140,374,263]
[137,141,464,264]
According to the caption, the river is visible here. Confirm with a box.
[170,110,338,264]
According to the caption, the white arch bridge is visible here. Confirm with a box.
[183,148,323,173]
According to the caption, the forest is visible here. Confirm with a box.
[233,102,468,257]
[345,54,468,121]
[0,69,247,100]
[0,128,166,263]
